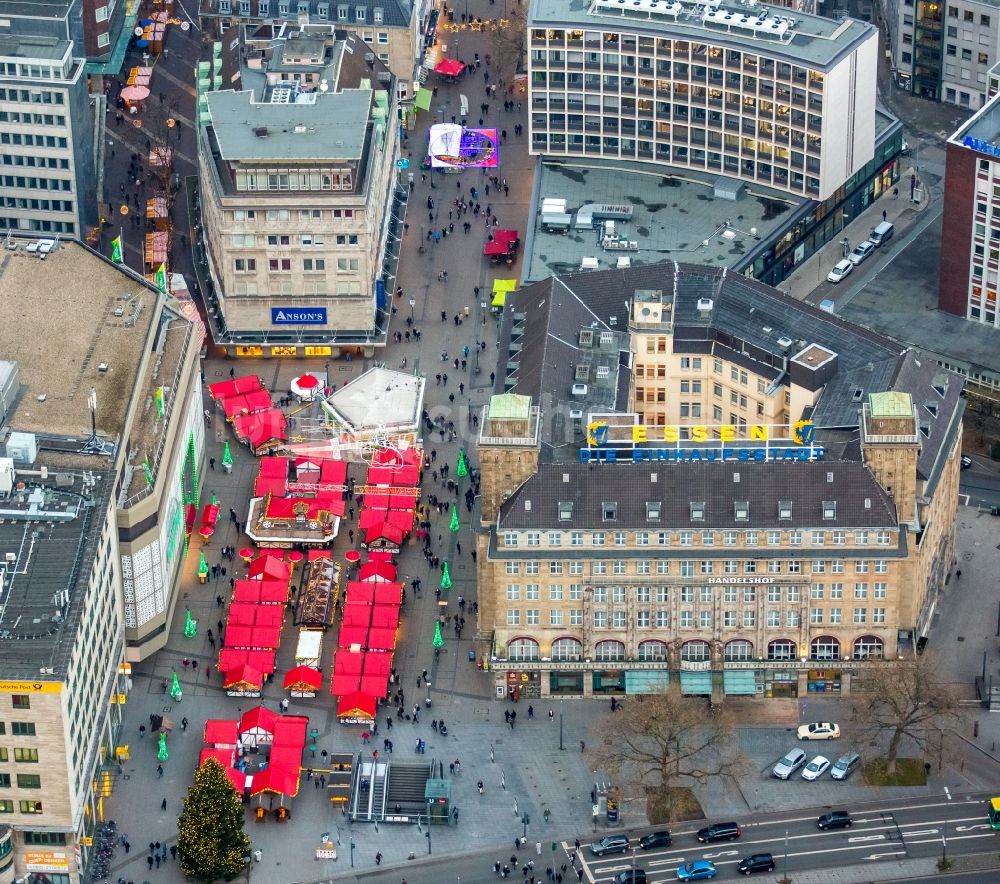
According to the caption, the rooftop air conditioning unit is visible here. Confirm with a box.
[696,297,714,312]
[777,336,793,350]
[571,384,588,398]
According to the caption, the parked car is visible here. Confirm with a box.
[772,748,807,779]
[797,722,841,740]
[817,811,853,830]
[827,259,853,283]
[801,755,831,781]
[737,853,776,876]
[677,860,718,880]
[847,240,875,265]
[961,454,974,470]
[639,830,672,849]
[830,751,861,781]
[590,835,629,856]
[696,822,741,843]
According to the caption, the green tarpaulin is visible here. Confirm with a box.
[415,88,433,111]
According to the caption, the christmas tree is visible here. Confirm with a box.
[177,758,251,881]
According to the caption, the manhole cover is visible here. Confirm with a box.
[957,636,965,642]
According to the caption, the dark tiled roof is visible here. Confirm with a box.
[497,461,898,531]
[201,0,415,28]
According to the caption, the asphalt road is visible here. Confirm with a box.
[345,792,1000,883]
[958,461,1000,510]
[580,792,998,883]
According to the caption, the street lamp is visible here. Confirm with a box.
[425,680,432,706]
[522,813,530,840]
[350,839,355,868]
[409,297,415,320]
[426,800,434,854]
[558,699,564,750]
[941,786,952,864]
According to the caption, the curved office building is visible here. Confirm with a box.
[529,0,879,201]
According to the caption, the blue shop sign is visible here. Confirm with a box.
[271,307,327,325]
[963,135,1000,159]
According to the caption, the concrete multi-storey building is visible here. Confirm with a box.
[197,0,433,98]
[0,237,203,882]
[939,93,1000,324]
[3,0,133,67]
[199,28,401,357]
[528,0,879,201]
[476,263,963,701]
[0,30,97,236]
[888,0,1000,108]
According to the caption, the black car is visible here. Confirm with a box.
[639,830,672,849]
[614,872,647,884]
[817,811,852,830]
[696,821,742,843]
[737,854,775,876]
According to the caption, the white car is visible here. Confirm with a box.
[827,260,853,283]
[847,240,875,265]
[797,722,841,741]
[801,755,831,781]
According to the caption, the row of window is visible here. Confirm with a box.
[0,773,41,787]
[0,722,35,735]
[231,226,356,249]
[506,634,883,661]
[500,530,894,547]
[0,112,67,126]
[1,197,73,212]
[233,257,360,273]
[233,169,353,192]
[0,218,75,234]
[0,89,65,104]
[216,0,388,24]
[230,209,363,226]
[504,581,888,598]
[504,606,886,627]
[1,155,70,169]
[0,176,72,191]
[0,133,68,148]
[0,799,43,814]
[228,280,362,296]
[0,748,38,762]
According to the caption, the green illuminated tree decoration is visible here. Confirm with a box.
[440,561,452,590]
[184,607,197,639]
[177,758,251,881]
[449,504,460,533]
[170,670,183,701]
[222,441,233,468]
[433,621,445,648]
[198,551,209,580]
[158,731,169,762]
[456,449,468,478]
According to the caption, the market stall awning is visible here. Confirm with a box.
[434,58,465,77]
[204,720,239,747]
[415,87,433,111]
[283,665,322,691]
[209,375,264,400]
[250,764,301,798]
[248,555,291,583]
[337,624,370,649]
[359,673,390,698]
[240,705,278,736]
[330,672,361,695]
[337,691,377,718]
[222,663,263,690]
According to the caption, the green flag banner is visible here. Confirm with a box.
[111,235,124,264]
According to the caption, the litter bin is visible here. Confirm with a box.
[468,650,476,662]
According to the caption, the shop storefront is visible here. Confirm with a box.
[807,668,842,693]
[624,670,669,694]
[764,671,799,698]
[507,670,541,700]
[549,671,584,695]
[679,670,713,695]
[723,669,759,696]
[592,670,625,694]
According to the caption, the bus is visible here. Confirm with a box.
[988,797,1000,829]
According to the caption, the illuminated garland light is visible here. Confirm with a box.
[177,759,251,882]
[442,18,510,31]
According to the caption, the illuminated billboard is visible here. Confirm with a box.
[428,124,499,169]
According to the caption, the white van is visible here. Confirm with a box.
[869,221,894,247]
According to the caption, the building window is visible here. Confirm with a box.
[15,774,40,789]
[595,640,625,661]
[10,723,34,737]
[767,639,796,660]
[19,800,42,814]
[638,640,666,661]
[680,640,710,661]
[724,640,753,661]
[11,696,29,710]
[0,801,11,813]
[506,610,520,626]
[550,609,563,626]
[853,607,867,624]
[551,637,582,661]
[13,749,37,763]
[810,635,841,660]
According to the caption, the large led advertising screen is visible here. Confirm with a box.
[427,124,499,169]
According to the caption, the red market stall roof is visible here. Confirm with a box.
[240,706,278,736]
[254,474,287,498]
[265,493,345,521]
[209,375,263,400]
[260,456,290,477]
[204,719,239,747]
[341,604,372,627]
[246,650,276,674]
[372,447,422,467]
[232,579,288,604]
[359,509,413,532]
[320,459,348,484]
[363,524,405,549]
[249,764,301,798]
[366,627,398,651]
[359,561,397,583]
[200,747,235,769]
[359,673,389,698]
[307,548,333,561]
[434,58,464,77]
[333,650,364,674]
[364,651,393,676]
[373,582,403,604]
[222,663,264,690]
[248,625,282,650]
[368,551,395,563]
[361,492,416,510]
[220,389,274,419]
[248,556,291,583]
[370,605,400,630]
[294,456,322,476]
[222,624,255,649]
[233,408,287,452]
[254,606,285,628]
[366,465,420,486]
[219,648,248,671]
[271,716,309,748]
[337,691,377,718]
[345,581,375,603]
[283,665,322,691]
[337,624,369,649]
[226,603,258,626]
[330,671,361,695]
[226,603,283,628]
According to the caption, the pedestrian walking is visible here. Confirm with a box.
[181,717,188,731]
[161,797,167,811]
[548,709,554,722]
[157,764,163,778]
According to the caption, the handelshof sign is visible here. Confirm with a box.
[271,307,327,325]
[579,418,825,463]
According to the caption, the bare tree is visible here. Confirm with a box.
[588,692,744,823]
[850,654,963,775]
[488,4,527,88]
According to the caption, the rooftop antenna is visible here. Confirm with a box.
[80,387,114,456]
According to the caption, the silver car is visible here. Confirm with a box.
[772,748,807,780]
